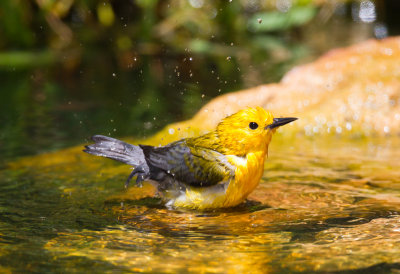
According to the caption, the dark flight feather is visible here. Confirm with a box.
[83,135,147,167]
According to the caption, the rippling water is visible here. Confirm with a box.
[1,137,400,272]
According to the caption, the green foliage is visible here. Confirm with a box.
[0,0,34,47]
[0,51,55,67]
[248,5,317,32]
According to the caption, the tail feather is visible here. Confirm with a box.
[83,135,146,167]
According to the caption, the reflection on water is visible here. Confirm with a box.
[1,138,400,272]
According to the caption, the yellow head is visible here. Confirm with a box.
[216,107,296,156]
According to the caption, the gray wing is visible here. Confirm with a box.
[84,135,146,167]
[140,140,235,187]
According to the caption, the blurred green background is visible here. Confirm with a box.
[0,0,398,161]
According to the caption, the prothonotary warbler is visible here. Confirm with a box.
[84,107,297,210]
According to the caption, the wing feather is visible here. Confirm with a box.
[140,140,235,187]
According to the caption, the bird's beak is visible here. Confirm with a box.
[266,117,298,129]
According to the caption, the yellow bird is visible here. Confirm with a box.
[84,107,297,210]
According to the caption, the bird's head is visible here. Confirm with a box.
[216,107,297,156]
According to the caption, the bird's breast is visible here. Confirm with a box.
[224,151,266,206]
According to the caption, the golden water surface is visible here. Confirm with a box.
[1,136,400,272]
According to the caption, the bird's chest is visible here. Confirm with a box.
[226,151,266,202]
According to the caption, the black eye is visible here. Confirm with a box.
[249,122,258,130]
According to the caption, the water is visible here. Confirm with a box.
[1,137,400,272]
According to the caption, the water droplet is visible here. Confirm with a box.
[168,128,175,134]
[201,94,205,98]
[357,0,376,23]
[189,0,204,8]
[257,18,262,24]
[144,122,152,130]
[112,73,116,77]
[189,57,193,61]
[374,23,388,39]
[384,126,390,133]
[304,125,313,136]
